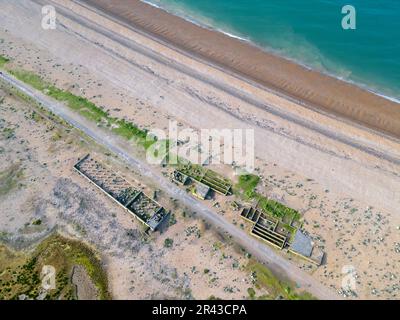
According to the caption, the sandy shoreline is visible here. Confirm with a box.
[79,0,400,139]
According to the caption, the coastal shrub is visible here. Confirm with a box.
[235,174,260,197]
[247,287,256,299]
[0,55,10,68]
[11,70,48,91]
[2,127,15,140]
[164,238,174,248]
[32,219,42,226]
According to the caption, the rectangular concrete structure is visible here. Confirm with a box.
[74,154,170,231]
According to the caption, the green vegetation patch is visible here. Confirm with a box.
[255,195,301,241]
[246,259,315,300]
[32,219,42,226]
[111,118,146,141]
[0,234,110,300]
[256,195,300,220]
[0,163,24,196]
[247,287,256,299]
[235,174,260,198]
[9,69,48,91]
[2,127,15,140]
[164,238,174,248]
[235,174,301,237]
[0,55,10,68]
[6,68,153,149]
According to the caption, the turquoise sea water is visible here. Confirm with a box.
[145,0,400,101]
